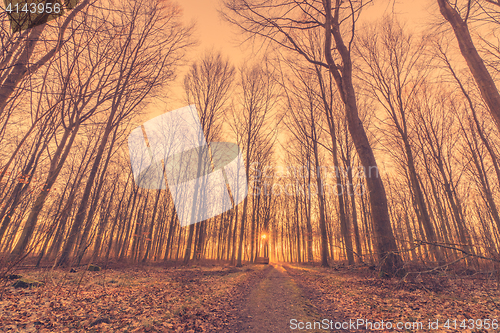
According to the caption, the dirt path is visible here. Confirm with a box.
[232,263,321,332]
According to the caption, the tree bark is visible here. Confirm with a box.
[437,0,500,131]
[323,0,402,273]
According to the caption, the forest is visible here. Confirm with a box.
[1,0,500,331]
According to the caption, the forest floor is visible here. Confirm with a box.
[0,262,499,332]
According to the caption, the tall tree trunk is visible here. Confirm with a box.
[347,165,362,262]
[143,189,162,262]
[304,160,314,262]
[404,134,443,263]
[437,0,500,131]
[323,0,402,274]
[317,66,354,265]
[183,224,196,264]
[164,206,178,260]
[311,131,330,267]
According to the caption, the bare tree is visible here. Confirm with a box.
[182,51,235,263]
[355,18,444,263]
[436,0,500,130]
[230,61,279,267]
[281,66,333,266]
[223,0,402,273]
[56,0,193,266]
[0,0,92,117]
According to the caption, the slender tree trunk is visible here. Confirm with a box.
[347,165,362,262]
[164,206,177,260]
[183,224,195,264]
[142,189,162,262]
[10,124,80,258]
[316,66,353,265]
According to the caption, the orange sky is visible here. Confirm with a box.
[150,0,435,115]
[176,0,434,60]
[177,0,248,64]
[164,0,438,170]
